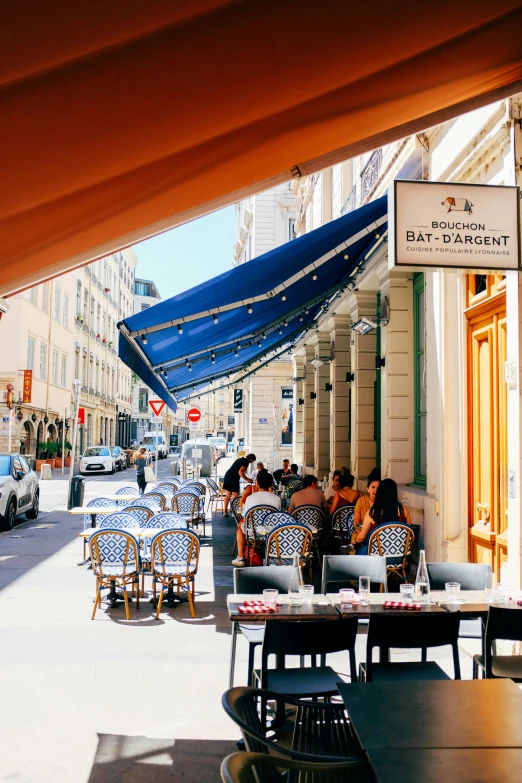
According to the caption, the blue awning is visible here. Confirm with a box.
[118,196,388,411]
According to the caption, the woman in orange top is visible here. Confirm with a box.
[353,471,381,531]
[329,471,360,514]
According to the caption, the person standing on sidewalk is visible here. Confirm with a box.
[134,446,150,495]
[222,453,256,515]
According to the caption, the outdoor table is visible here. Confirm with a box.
[227,593,338,623]
[368,748,522,783]
[69,505,121,528]
[85,493,139,503]
[337,679,522,750]
[327,592,447,618]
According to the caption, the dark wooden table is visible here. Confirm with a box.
[369,748,522,783]
[327,593,447,618]
[227,594,338,623]
[337,679,522,749]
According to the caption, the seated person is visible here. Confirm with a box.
[273,459,293,483]
[324,470,341,507]
[353,468,380,531]
[329,471,360,514]
[288,474,326,514]
[355,478,411,555]
[232,470,281,567]
[250,461,264,482]
[280,463,301,482]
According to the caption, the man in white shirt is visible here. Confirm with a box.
[250,461,264,483]
[232,470,281,567]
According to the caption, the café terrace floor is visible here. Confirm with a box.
[0,484,480,782]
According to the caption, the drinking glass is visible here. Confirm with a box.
[299,585,314,604]
[263,589,278,608]
[359,576,370,606]
[484,572,495,602]
[495,583,511,604]
[339,588,355,606]
[400,583,415,602]
[445,582,462,603]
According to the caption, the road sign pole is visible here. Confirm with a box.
[155,418,159,483]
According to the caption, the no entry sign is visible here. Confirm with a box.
[187,407,202,423]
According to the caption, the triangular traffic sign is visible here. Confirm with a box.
[148,399,166,417]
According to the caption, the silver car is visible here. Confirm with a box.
[0,454,39,530]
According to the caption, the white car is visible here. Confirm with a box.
[80,446,116,475]
[0,453,39,530]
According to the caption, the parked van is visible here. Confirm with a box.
[142,431,168,459]
[180,438,217,477]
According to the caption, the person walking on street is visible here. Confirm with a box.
[134,446,150,495]
[223,453,256,515]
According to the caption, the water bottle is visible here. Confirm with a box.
[415,549,430,604]
[288,553,303,606]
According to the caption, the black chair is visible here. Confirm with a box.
[473,606,522,681]
[253,618,359,697]
[428,562,491,640]
[221,753,373,783]
[222,687,364,764]
[321,554,387,594]
[359,611,461,682]
[229,566,294,688]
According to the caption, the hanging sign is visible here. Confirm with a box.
[389,181,521,271]
[22,370,32,403]
[77,407,85,426]
[233,389,243,412]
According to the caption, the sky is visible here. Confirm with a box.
[132,206,236,301]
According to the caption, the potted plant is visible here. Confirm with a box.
[62,440,73,467]
[37,441,48,470]
[43,441,58,469]
[108,340,113,348]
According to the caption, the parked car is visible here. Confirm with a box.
[0,453,39,529]
[111,447,127,471]
[79,446,116,475]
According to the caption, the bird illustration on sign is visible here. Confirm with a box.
[441,197,473,215]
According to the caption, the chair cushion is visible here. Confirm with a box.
[474,654,522,680]
[254,665,342,697]
[99,565,138,577]
[153,563,196,576]
[362,661,450,682]
[459,618,482,639]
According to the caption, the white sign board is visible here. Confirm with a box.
[389,181,520,271]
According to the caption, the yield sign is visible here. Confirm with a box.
[187,407,202,423]
[148,399,166,417]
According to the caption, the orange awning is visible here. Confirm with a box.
[1,0,522,296]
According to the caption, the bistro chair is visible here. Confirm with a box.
[221,752,371,783]
[231,495,243,525]
[99,512,139,530]
[367,523,414,582]
[176,485,206,533]
[139,514,189,594]
[292,505,325,566]
[253,618,359,697]
[142,491,167,511]
[359,611,461,682]
[321,554,387,594]
[284,478,303,496]
[244,505,275,562]
[172,492,200,530]
[114,486,139,499]
[151,529,200,618]
[331,505,356,545]
[121,504,154,527]
[83,497,114,530]
[123,495,162,513]
[207,477,225,515]
[229,566,294,688]
[89,530,140,620]
[223,687,365,766]
[264,524,313,577]
[428,562,492,642]
[473,606,522,681]
[154,485,176,504]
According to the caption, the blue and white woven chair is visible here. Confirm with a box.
[284,478,303,497]
[368,523,415,582]
[99,512,138,530]
[332,505,355,544]
[151,530,200,618]
[154,485,176,504]
[142,491,167,511]
[89,530,140,620]
[123,495,162,512]
[172,492,200,529]
[121,504,154,527]
[139,514,189,594]
[83,497,114,530]
[244,505,275,557]
[265,523,313,575]
[292,505,324,534]
[175,486,206,534]
[115,486,139,497]
[261,511,295,533]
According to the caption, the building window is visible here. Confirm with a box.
[53,286,60,321]
[27,337,35,371]
[83,288,88,318]
[90,297,95,328]
[288,218,296,241]
[63,294,69,327]
[413,273,427,487]
[139,388,148,413]
[51,350,58,385]
[219,394,224,403]
[61,355,67,387]
[39,343,47,380]
[42,282,50,313]
[96,303,101,334]
[219,420,224,429]
[30,286,37,306]
[141,303,150,310]
[76,282,82,315]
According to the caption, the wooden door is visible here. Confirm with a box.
[466,277,507,578]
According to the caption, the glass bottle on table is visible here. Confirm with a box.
[415,549,430,604]
[288,553,303,606]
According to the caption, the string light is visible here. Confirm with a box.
[257,340,262,347]
[212,313,219,324]
[163,370,168,377]
[278,328,283,335]
[236,342,241,350]
[247,304,253,314]
[311,273,318,281]
[280,292,287,302]
[299,315,304,321]
[177,324,183,334]
[185,358,190,366]
[305,308,309,314]
[343,254,349,260]
[141,334,147,344]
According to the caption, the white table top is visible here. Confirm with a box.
[84,493,139,502]
[78,527,159,539]
[69,506,121,515]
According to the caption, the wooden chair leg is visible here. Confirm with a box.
[155,586,164,619]
[141,570,145,598]
[123,589,131,620]
[135,578,140,610]
[187,587,195,618]
[91,583,101,620]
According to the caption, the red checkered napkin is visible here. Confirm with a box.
[383,600,422,610]
[238,603,278,614]
[516,600,522,606]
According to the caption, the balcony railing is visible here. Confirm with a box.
[360,148,382,201]
[341,186,357,216]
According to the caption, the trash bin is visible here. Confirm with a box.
[68,474,85,510]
